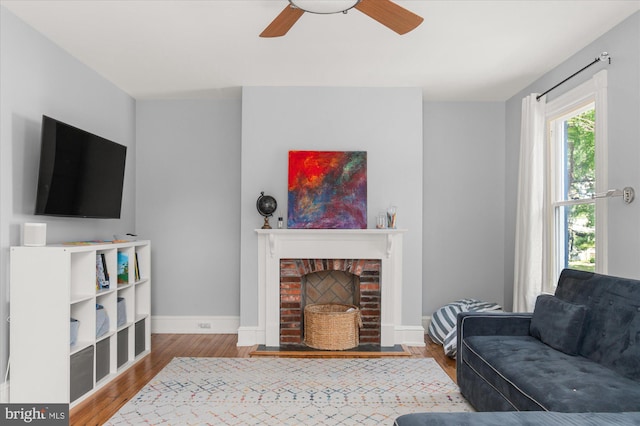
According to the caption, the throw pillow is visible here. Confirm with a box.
[530,295,588,356]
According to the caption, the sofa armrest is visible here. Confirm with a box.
[457,311,533,339]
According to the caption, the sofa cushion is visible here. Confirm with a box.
[461,334,640,412]
[394,412,640,426]
[554,269,640,381]
[530,295,587,355]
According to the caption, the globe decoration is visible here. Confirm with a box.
[256,192,277,229]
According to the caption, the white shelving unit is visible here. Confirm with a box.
[10,240,151,406]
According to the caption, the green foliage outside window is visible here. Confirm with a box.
[565,109,596,272]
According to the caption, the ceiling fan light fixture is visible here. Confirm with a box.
[288,0,360,15]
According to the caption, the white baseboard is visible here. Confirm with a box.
[237,326,264,347]
[237,324,427,347]
[151,316,239,334]
[152,316,430,346]
[395,325,426,347]
[422,315,432,332]
[0,381,9,403]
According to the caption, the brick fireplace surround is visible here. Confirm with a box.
[246,229,410,348]
[280,258,382,346]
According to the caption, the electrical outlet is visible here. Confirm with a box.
[197,322,211,329]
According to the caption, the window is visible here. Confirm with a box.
[548,105,596,273]
[545,71,608,291]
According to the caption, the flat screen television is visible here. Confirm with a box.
[35,115,127,219]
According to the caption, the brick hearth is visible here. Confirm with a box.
[280,258,381,346]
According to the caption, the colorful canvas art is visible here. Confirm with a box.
[288,151,367,229]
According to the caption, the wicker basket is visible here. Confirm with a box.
[304,303,362,350]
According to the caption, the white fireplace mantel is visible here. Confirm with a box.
[246,228,407,347]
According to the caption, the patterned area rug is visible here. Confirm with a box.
[106,357,473,425]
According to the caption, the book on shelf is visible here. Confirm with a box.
[102,253,110,284]
[134,252,140,281]
[117,251,129,284]
[96,253,110,289]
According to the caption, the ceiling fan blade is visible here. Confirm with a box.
[355,0,423,35]
[260,5,305,38]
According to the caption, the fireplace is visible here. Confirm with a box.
[280,258,381,346]
[248,229,406,347]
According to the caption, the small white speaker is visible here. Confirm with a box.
[24,223,47,247]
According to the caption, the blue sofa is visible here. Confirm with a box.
[395,269,640,425]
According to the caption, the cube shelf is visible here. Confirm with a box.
[10,240,151,406]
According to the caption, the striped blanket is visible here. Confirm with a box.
[428,299,502,358]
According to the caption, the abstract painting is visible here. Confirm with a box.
[288,151,367,229]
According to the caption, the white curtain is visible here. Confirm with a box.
[513,94,546,312]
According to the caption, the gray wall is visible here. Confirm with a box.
[135,100,242,316]
[423,102,506,314]
[240,87,424,327]
[0,7,136,382]
[133,96,509,325]
[504,11,640,307]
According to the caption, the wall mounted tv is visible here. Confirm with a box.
[35,115,127,219]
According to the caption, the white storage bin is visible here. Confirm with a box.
[96,305,109,338]
[117,297,127,327]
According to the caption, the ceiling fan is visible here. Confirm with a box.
[260,0,424,38]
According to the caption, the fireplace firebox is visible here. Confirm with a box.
[280,258,381,346]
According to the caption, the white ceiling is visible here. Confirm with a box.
[2,0,639,101]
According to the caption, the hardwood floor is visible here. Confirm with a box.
[70,334,455,425]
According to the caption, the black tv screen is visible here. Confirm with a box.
[35,115,127,219]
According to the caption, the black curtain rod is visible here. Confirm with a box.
[536,52,610,101]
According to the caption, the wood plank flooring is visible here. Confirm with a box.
[70,334,454,426]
